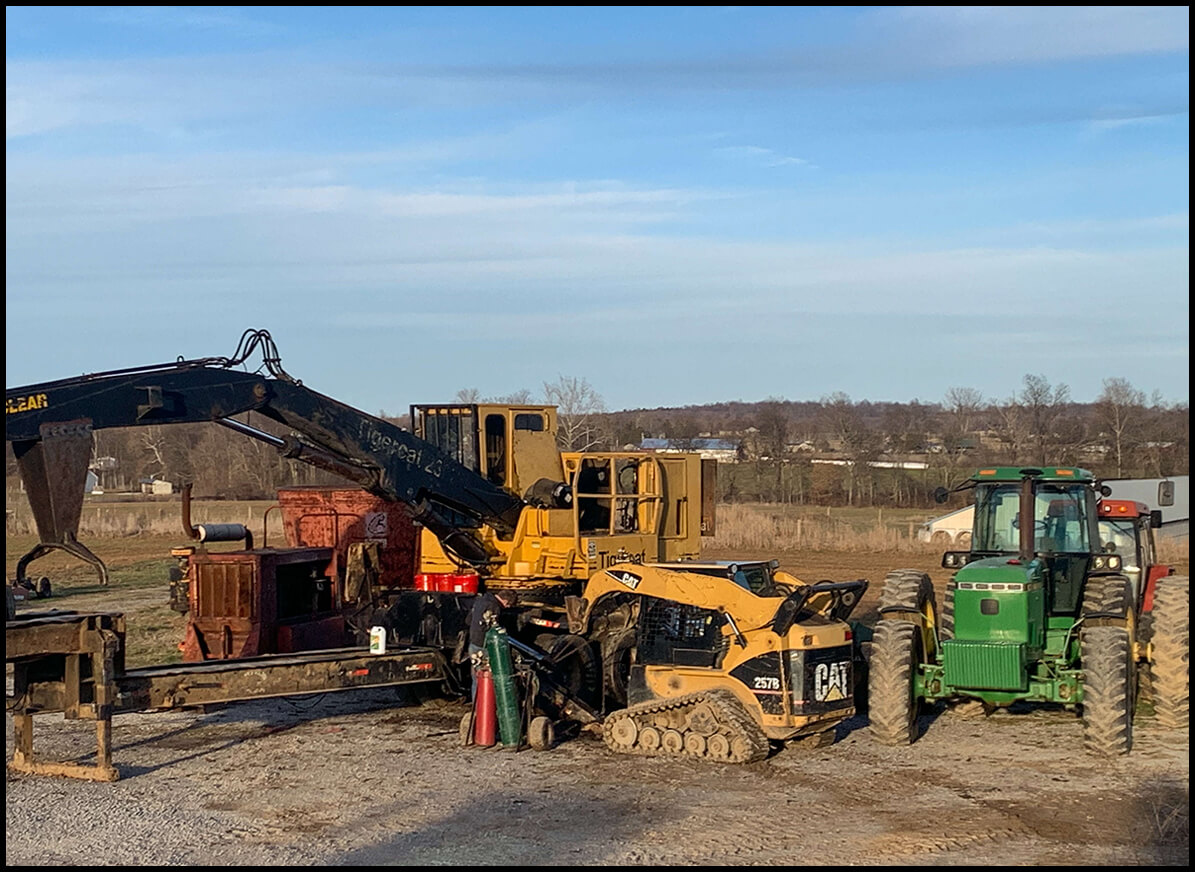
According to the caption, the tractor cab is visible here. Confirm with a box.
[945,468,1118,616]
[1097,499,1171,611]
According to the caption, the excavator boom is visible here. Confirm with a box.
[5,330,526,580]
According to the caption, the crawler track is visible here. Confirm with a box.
[602,690,770,764]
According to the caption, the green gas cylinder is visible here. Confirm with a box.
[484,626,522,748]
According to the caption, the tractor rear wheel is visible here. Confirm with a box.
[1150,575,1189,729]
[878,569,938,663]
[940,580,957,641]
[878,569,937,615]
[1080,573,1133,619]
[868,620,921,745]
[1081,626,1133,757]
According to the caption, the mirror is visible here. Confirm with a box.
[1158,480,1175,507]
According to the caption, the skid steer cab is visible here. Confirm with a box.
[562,560,868,763]
[869,467,1188,758]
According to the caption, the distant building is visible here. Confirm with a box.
[917,506,974,546]
[640,438,741,463]
[139,477,175,495]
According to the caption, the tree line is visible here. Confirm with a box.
[5,374,1187,510]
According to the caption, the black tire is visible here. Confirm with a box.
[941,580,957,641]
[547,634,602,709]
[37,577,52,599]
[1150,575,1189,729]
[601,628,636,708]
[1081,626,1133,757]
[878,569,936,615]
[867,620,921,745]
[1081,573,1133,619]
[878,569,938,660]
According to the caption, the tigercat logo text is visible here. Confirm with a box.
[6,394,48,414]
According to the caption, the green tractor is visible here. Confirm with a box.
[869,467,1189,756]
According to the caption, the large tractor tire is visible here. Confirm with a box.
[878,569,937,615]
[878,569,939,662]
[867,620,921,745]
[1081,573,1134,620]
[1150,575,1189,729]
[1081,626,1134,757]
[940,580,957,641]
[1080,574,1138,726]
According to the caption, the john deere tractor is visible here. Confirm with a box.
[869,467,1189,756]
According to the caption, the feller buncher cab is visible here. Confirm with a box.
[563,560,867,763]
[869,467,1189,757]
[412,404,716,589]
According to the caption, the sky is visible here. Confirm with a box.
[5,6,1190,414]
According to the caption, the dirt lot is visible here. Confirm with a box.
[5,548,1190,866]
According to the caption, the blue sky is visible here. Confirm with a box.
[6,6,1189,413]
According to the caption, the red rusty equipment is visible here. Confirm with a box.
[277,487,418,589]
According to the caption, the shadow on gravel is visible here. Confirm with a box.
[73,686,457,779]
[1132,774,1190,865]
[334,788,651,866]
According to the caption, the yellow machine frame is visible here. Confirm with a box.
[412,404,715,586]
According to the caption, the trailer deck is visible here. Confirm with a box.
[6,610,453,781]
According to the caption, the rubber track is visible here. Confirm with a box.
[602,690,770,764]
[1151,575,1189,729]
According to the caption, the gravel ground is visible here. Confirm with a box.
[5,686,1188,866]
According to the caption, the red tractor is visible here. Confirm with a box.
[1096,499,1172,614]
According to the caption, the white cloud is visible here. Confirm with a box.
[714,145,809,168]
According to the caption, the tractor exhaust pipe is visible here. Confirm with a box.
[1018,469,1041,562]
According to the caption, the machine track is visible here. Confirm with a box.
[602,690,770,764]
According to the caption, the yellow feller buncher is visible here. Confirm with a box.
[556,560,867,763]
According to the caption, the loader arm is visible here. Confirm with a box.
[5,330,526,583]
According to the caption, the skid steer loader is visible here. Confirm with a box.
[557,560,867,763]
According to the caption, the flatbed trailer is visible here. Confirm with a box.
[6,610,453,782]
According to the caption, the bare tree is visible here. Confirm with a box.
[491,389,534,404]
[1018,374,1071,465]
[140,426,170,479]
[818,393,878,505]
[991,398,1028,463]
[1094,377,1146,477]
[455,387,482,403]
[944,387,985,440]
[755,399,790,500]
[543,375,608,451]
